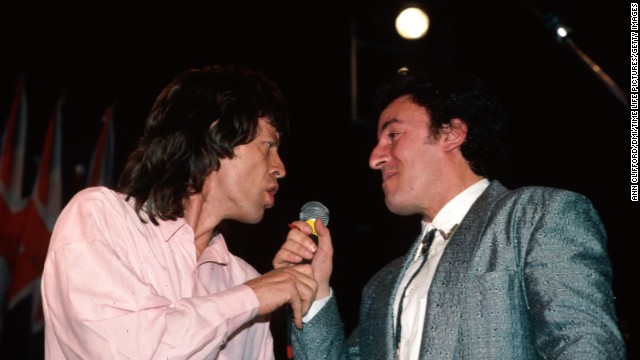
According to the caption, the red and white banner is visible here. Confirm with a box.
[6,97,64,333]
[0,77,30,328]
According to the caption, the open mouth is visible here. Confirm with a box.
[267,185,279,196]
[266,186,279,205]
[381,172,396,184]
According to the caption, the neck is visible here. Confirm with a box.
[184,194,220,256]
[424,167,484,222]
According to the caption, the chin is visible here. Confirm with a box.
[385,198,416,216]
[235,209,265,224]
[245,213,265,224]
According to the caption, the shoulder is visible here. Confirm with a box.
[506,185,587,202]
[63,186,133,218]
[470,182,604,238]
[484,183,604,235]
[51,187,138,247]
[490,183,594,213]
[69,185,127,203]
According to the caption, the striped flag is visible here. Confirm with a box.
[0,77,29,333]
[86,104,115,187]
[6,96,64,334]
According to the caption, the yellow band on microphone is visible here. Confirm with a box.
[305,219,318,236]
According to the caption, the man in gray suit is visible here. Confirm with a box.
[274,69,626,359]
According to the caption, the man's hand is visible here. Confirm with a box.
[244,265,316,329]
[273,219,333,300]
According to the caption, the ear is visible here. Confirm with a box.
[440,118,467,152]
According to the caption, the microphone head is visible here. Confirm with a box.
[299,201,330,226]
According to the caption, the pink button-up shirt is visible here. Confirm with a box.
[42,187,274,359]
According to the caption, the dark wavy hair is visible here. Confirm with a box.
[116,65,288,224]
[375,68,508,179]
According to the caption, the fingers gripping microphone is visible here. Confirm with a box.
[299,201,330,245]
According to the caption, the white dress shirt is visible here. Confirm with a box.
[42,187,274,359]
[393,178,489,359]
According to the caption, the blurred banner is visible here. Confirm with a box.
[0,77,115,359]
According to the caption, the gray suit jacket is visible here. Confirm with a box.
[291,181,626,359]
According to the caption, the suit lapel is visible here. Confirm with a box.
[419,181,509,358]
[365,232,425,359]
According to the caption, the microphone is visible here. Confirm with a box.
[285,201,330,359]
[299,201,330,245]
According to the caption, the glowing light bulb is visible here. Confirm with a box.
[556,26,568,38]
[395,7,430,40]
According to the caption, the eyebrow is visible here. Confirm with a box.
[378,118,401,135]
[263,131,281,146]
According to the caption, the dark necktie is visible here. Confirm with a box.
[395,228,437,351]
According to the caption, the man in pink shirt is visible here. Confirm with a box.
[41,65,319,359]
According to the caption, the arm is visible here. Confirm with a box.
[522,191,626,359]
[42,189,315,359]
[274,219,353,359]
[43,230,257,359]
[291,296,351,360]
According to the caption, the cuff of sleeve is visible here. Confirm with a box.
[303,287,333,323]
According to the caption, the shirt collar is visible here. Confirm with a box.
[158,217,188,241]
[157,219,231,265]
[123,194,189,242]
[124,195,230,264]
[420,178,490,237]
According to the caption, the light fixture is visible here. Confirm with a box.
[395,7,430,40]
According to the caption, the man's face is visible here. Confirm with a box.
[203,118,285,224]
[369,95,444,216]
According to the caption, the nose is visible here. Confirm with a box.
[369,141,387,170]
[271,152,286,179]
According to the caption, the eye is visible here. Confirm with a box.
[389,132,401,140]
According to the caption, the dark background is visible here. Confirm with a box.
[1,0,635,358]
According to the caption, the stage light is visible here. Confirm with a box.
[395,7,430,40]
[556,26,568,38]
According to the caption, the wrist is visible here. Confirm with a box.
[317,284,331,299]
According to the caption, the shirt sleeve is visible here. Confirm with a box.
[303,288,333,323]
[41,190,263,359]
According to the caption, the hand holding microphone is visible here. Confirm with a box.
[274,201,333,299]
[247,204,328,331]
